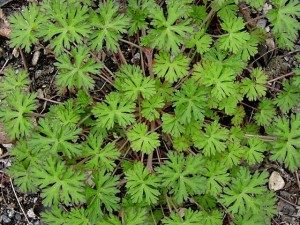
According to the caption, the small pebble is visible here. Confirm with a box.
[2,214,11,223]
[15,213,21,221]
[27,208,36,218]
[257,19,267,28]
[269,171,285,191]
[12,48,19,58]
[7,209,14,218]
[35,70,42,79]
[32,51,40,66]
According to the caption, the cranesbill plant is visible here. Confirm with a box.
[1,0,300,224]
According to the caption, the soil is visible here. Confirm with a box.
[0,1,300,225]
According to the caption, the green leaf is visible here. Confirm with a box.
[157,153,206,203]
[162,209,201,225]
[115,65,156,100]
[0,68,29,99]
[218,142,244,168]
[42,207,95,225]
[275,81,300,112]
[82,133,120,172]
[47,100,82,126]
[193,121,229,157]
[86,172,120,218]
[55,46,102,91]
[173,79,207,124]
[240,0,265,9]
[92,92,135,130]
[254,99,276,126]
[162,114,185,137]
[220,168,268,215]
[141,3,193,53]
[40,0,91,54]
[241,68,267,101]
[127,0,155,35]
[267,0,300,49]
[185,30,213,54]
[0,91,37,139]
[127,123,160,154]
[244,138,267,165]
[218,17,250,53]
[153,52,190,83]
[238,33,259,61]
[193,61,236,100]
[173,135,191,152]
[125,162,161,205]
[29,118,82,158]
[202,162,231,196]
[33,157,85,206]
[9,3,45,52]
[8,141,41,192]
[90,0,129,52]
[269,114,300,171]
[141,94,164,121]
[198,210,223,225]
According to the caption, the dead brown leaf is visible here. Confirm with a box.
[0,9,11,38]
[0,123,11,144]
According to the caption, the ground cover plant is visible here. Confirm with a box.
[1,0,300,224]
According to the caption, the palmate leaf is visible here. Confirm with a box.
[90,0,130,52]
[254,99,276,126]
[238,33,259,61]
[0,68,29,99]
[267,0,300,49]
[92,92,135,130]
[9,162,37,193]
[29,118,82,158]
[268,114,300,171]
[86,172,120,219]
[218,17,250,53]
[47,100,82,126]
[9,3,45,52]
[162,114,185,137]
[198,210,223,225]
[244,138,267,165]
[0,91,37,139]
[125,162,161,205]
[218,142,244,168]
[275,81,300,112]
[202,162,231,196]
[185,30,213,54]
[241,68,267,101]
[240,0,265,9]
[141,94,165,121]
[40,0,91,54]
[141,2,193,54]
[220,168,268,215]
[153,52,190,83]
[115,65,156,100]
[33,157,85,206]
[157,153,206,204]
[127,0,155,35]
[162,209,201,225]
[173,79,207,124]
[55,46,102,91]
[127,123,160,154]
[203,48,247,75]
[82,133,120,172]
[193,121,229,157]
[103,208,148,225]
[193,61,237,100]
[8,142,41,192]
[42,207,96,225]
